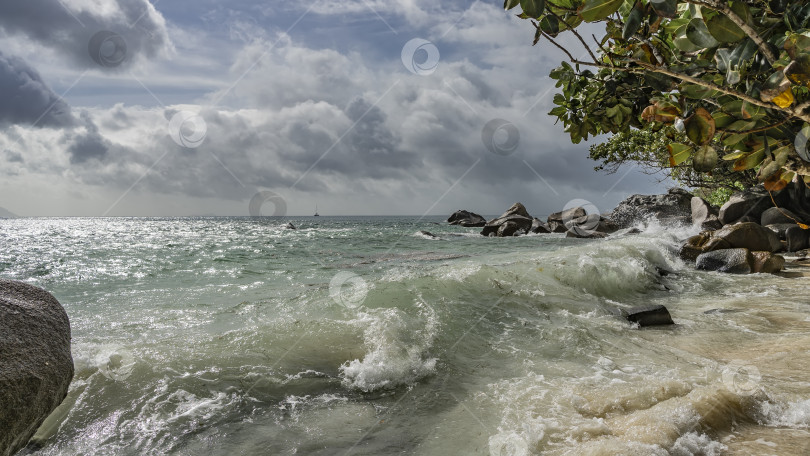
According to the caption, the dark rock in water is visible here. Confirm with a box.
[655,266,672,277]
[700,217,723,231]
[719,186,788,225]
[497,221,525,237]
[765,223,798,241]
[1,280,73,456]
[530,218,550,234]
[567,215,620,235]
[547,220,568,233]
[418,230,440,239]
[624,305,674,327]
[750,251,785,274]
[786,225,810,252]
[713,222,782,252]
[704,308,739,315]
[285,222,296,230]
[608,188,693,228]
[447,210,487,227]
[481,203,532,237]
[696,248,753,274]
[761,207,801,226]
[679,232,720,262]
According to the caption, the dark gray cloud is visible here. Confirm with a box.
[0,0,170,69]
[65,112,110,164]
[0,51,75,128]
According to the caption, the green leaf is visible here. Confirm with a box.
[520,0,545,17]
[733,149,765,171]
[685,107,716,145]
[504,0,521,10]
[686,18,720,49]
[579,0,624,22]
[693,145,718,172]
[650,0,677,18]
[706,3,747,44]
[722,150,747,160]
[797,123,810,163]
[539,15,560,35]
[758,156,781,181]
[668,143,692,166]
[623,4,644,40]
[712,111,734,129]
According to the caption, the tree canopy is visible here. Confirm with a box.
[506,0,810,192]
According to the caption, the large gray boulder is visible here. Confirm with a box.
[761,207,802,226]
[696,248,753,274]
[691,197,722,230]
[530,218,550,234]
[713,222,782,253]
[751,251,785,274]
[547,206,586,226]
[481,203,532,237]
[447,210,487,227]
[786,226,810,252]
[1,280,74,456]
[719,187,789,225]
[765,223,798,241]
[608,188,693,227]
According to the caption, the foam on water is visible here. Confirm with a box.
[340,301,439,391]
[3,217,810,455]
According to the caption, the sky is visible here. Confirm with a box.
[0,0,670,217]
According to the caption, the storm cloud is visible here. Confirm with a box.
[0,0,170,69]
[0,51,75,128]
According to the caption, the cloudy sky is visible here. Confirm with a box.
[0,0,669,217]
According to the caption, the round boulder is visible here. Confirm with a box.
[1,280,74,456]
[761,207,802,226]
[713,222,782,253]
[447,210,487,227]
[696,248,753,274]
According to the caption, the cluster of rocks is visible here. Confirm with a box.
[679,185,810,274]
[448,184,810,276]
[448,202,620,239]
[1,280,74,456]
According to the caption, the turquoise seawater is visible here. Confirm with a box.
[2,216,810,455]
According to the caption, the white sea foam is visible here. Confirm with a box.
[340,304,438,391]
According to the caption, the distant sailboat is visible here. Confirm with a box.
[314,203,320,217]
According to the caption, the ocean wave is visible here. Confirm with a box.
[340,303,438,392]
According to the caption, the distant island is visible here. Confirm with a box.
[0,207,17,218]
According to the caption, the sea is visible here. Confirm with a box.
[2,216,810,455]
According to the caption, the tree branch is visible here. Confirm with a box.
[547,10,599,64]
[625,58,810,122]
[687,0,777,64]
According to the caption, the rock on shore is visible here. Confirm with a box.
[447,210,486,227]
[1,279,74,456]
[480,203,533,237]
